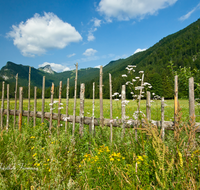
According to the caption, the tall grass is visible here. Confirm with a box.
[0,100,200,189]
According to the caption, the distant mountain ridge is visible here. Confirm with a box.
[38,65,55,74]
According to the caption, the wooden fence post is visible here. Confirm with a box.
[146,91,151,121]
[92,82,95,137]
[73,63,78,136]
[100,66,104,127]
[57,81,62,131]
[174,75,178,125]
[49,83,54,132]
[41,76,45,124]
[34,87,37,126]
[121,85,126,138]
[109,74,113,143]
[19,87,23,131]
[189,77,195,122]
[79,83,85,136]
[28,66,31,125]
[65,78,69,133]
[14,73,18,128]
[1,81,5,130]
[161,97,165,140]
[6,84,9,131]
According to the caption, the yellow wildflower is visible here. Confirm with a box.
[49,169,51,172]
[30,136,35,139]
[178,150,183,167]
[32,153,37,157]
[79,165,81,168]
[31,146,34,150]
[47,159,50,162]
[98,167,101,170]
[37,163,40,167]
[42,147,44,150]
[110,157,114,161]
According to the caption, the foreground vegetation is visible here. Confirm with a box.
[0,99,200,189]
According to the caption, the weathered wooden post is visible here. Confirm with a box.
[49,83,54,132]
[34,86,37,126]
[161,97,165,140]
[19,87,23,131]
[109,74,113,143]
[92,82,95,136]
[189,77,195,122]
[146,91,151,121]
[57,81,62,131]
[174,75,178,125]
[41,76,45,123]
[14,73,18,128]
[28,66,31,125]
[121,85,126,138]
[100,66,104,127]
[1,81,5,130]
[72,63,78,136]
[6,84,9,131]
[65,78,69,133]
[79,83,85,137]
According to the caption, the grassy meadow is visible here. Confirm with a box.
[0,98,200,189]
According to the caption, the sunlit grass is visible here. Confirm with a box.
[3,98,200,122]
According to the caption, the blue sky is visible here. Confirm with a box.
[0,0,200,72]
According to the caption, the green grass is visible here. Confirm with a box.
[0,99,200,189]
[3,98,200,122]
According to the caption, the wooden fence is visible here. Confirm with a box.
[0,63,200,141]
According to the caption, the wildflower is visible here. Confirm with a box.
[42,147,44,150]
[58,107,63,110]
[113,92,119,96]
[132,79,136,82]
[53,100,58,104]
[110,157,114,161]
[79,165,81,168]
[49,169,51,172]
[30,136,35,139]
[139,71,144,73]
[49,103,53,106]
[135,77,140,79]
[178,151,183,167]
[37,163,40,167]
[122,74,127,77]
[98,167,101,170]
[31,146,34,150]
[148,86,152,88]
[122,157,125,160]
[47,159,50,162]
[32,153,37,157]
[117,159,120,161]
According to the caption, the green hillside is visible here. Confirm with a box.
[85,18,200,99]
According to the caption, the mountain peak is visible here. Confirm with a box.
[39,65,55,74]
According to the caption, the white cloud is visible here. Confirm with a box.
[88,33,95,41]
[94,65,101,68]
[179,3,200,21]
[7,12,82,57]
[83,48,97,56]
[39,62,70,72]
[97,0,177,21]
[92,18,102,27]
[67,53,76,58]
[134,48,147,54]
